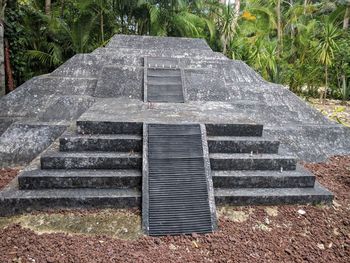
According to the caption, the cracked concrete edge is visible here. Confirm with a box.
[141,123,149,235]
[200,124,218,231]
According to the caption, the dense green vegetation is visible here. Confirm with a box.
[3,0,350,101]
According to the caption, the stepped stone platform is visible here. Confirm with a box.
[0,34,346,235]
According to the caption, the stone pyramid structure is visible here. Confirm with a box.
[0,34,349,235]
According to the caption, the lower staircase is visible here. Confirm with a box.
[206,124,332,205]
[0,120,332,235]
[0,122,143,215]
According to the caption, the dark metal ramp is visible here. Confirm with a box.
[145,124,213,235]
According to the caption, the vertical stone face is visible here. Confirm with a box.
[0,24,5,96]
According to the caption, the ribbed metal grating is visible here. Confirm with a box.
[146,68,184,103]
[147,124,213,235]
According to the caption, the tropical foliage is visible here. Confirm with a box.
[3,0,350,101]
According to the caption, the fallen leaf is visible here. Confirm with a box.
[192,241,199,248]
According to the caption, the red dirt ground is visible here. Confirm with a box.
[0,168,19,189]
[0,156,349,263]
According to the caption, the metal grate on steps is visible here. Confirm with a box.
[145,57,184,103]
[146,124,213,235]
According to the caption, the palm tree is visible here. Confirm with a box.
[60,14,98,53]
[77,0,112,44]
[316,21,340,103]
[247,34,277,80]
[139,0,214,38]
[217,2,240,56]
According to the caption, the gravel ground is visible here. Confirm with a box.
[309,98,350,127]
[0,156,349,263]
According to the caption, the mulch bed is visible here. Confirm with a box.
[0,156,349,263]
[0,168,19,190]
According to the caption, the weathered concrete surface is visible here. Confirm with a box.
[0,34,349,167]
[106,34,212,51]
[94,66,143,99]
[214,182,333,206]
[78,98,254,124]
[0,123,66,167]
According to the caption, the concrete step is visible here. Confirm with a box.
[205,123,263,137]
[147,84,183,94]
[212,165,315,188]
[210,153,297,171]
[77,121,142,135]
[41,151,142,169]
[18,169,141,190]
[147,76,182,85]
[59,132,142,152]
[0,188,140,216]
[147,68,181,77]
[214,182,333,205]
[147,95,184,103]
[208,136,279,154]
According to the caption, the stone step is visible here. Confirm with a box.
[18,169,141,190]
[147,68,181,77]
[147,76,182,85]
[77,121,142,135]
[147,84,183,93]
[212,165,315,188]
[147,95,185,103]
[0,188,140,216]
[205,123,263,137]
[59,132,142,152]
[207,136,279,154]
[210,153,297,171]
[214,182,333,206]
[41,151,142,169]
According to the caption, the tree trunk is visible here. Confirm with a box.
[45,0,51,15]
[100,11,104,44]
[0,22,5,96]
[233,0,241,31]
[344,5,350,30]
[275,0,282,82]
[290,0,295,38]
[341,75,347,101]
[4,38,14,93]
[322,65,328,104]
[0,0,6,96]
[234,0,240,17]
[222,38,227,55]
[60,0,65,17]
[303,0,308,15]
[276,0,282,58]
[121,14,124,34]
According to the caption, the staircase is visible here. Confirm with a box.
[206,124,332,205]
[0,120,332,224]
[144,57,185,103]
[0,121,143,216]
